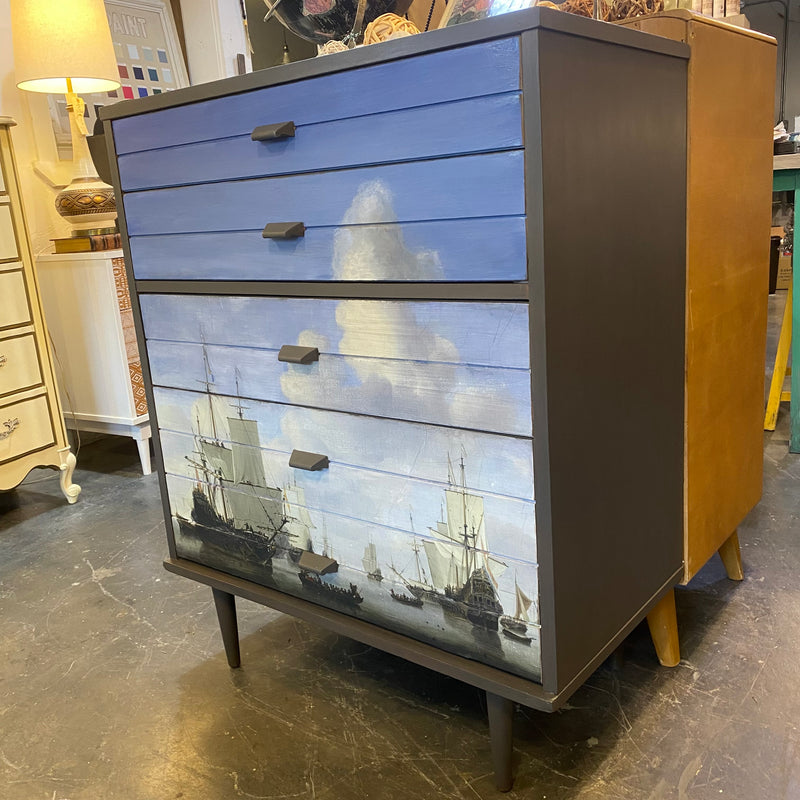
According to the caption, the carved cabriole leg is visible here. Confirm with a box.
[646,589,680,667]
[57,447,81,504]
[718,530,744,581]
[212,588,241,668]
[486,692,515,792]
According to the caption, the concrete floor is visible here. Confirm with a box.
[1,294,799,800]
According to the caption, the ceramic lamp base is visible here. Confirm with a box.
[55,176,117,228]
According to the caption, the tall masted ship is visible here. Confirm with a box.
[176,353,284,568]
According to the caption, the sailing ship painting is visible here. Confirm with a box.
[500,578,535,645]
[362,539,383,582]
[391,457,509,631]
[146,291,540,680]
[167,373,543,681]
[176,355,285,570]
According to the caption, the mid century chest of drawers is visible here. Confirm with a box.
[102,9,688,788]
[0,117,80,504]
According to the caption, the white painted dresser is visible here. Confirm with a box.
[0,117,80,503]
[36,250,152,474]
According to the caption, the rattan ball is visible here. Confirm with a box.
[317,39,350,55]
[363,13,420,45]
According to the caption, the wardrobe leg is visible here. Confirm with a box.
[646,589,680,667]
[212,588,241,668]
[718,530,744,581]
[486,691,515,792]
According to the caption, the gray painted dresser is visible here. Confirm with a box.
[101,8,689,788]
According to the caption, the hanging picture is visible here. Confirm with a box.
[49,0,188,160]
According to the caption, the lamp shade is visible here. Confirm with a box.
[11,0,121,94]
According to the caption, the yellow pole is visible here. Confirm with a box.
[765,282,793,431]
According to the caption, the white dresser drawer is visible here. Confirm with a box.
[0,269,31,330]
[0,333,42,397]
[0,392,55,464]
[0,203,18,261]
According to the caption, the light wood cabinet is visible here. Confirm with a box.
[0,117,79,503]
[620,11,777,583]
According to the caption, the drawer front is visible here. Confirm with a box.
[0,393,55,464]
[112,38,520,155]
[166,470,542,683]
[0,270,31,330]
[129,217,527,282]
[118,93,522,190]
[155,386,534,498]
[0,333,42,397]
[124,150,525,236]
[141,295,530,367]
[0,203,18,261]
[159,424,537,566]
[142,296,532,437]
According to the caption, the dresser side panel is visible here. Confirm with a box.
[536,31,687,691]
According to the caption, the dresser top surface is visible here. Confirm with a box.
[101,7,688,123]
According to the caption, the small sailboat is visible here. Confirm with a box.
[389,535,435,599]
[500,578,534,644]
[362,539,383,582]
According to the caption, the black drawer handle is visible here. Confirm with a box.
[262,222,305,240]
[289,450,329,471]
[278,345,319,364]
[251,121,295,141]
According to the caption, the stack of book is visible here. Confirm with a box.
[52,231,122,254]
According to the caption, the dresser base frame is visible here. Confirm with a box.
[165,557,682,790]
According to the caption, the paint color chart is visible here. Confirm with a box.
[106,2,185,100]
[48,3,188,160]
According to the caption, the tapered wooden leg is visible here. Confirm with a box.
[718,530,744,581]
[212,588,241,668]
[486,692,514,792]
[646,589,680,667]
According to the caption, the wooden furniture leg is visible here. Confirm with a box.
[212,588,241,668]
[646,590,680,667]
[486,692,514,792]
[58,447,81,504]
[135,434,152,476]
[718,530,744,581]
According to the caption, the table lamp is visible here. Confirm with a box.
[10,0,122,233]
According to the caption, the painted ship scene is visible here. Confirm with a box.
[145,183,539,680]
[167,363,541,682]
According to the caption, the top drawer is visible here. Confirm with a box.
[112,38,521,156]
[117,93,522,191]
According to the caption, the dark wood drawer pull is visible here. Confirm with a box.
[289,449,329,471]
[278,345,319,365]
[262,221,305,240]
[251,121,295,141]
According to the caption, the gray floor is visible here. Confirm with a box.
[1,294,798,800]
